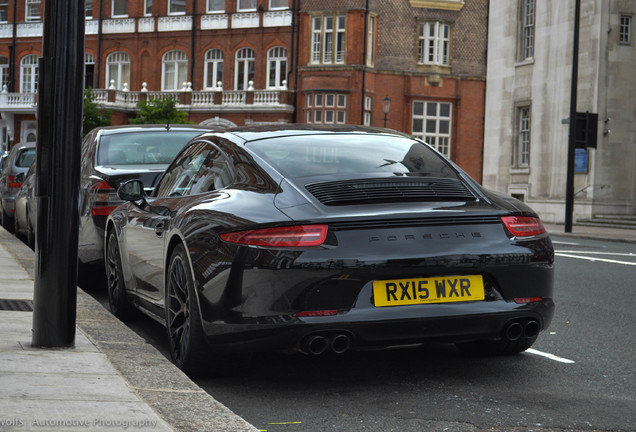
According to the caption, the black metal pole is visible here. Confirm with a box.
[565,0,580,233]
[32,0,85,347]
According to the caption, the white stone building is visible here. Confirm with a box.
[483,0,636,223]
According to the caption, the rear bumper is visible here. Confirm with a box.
[200,299,555,352]
[78,214,106,265]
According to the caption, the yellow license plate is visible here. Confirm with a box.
[373,275,485,307]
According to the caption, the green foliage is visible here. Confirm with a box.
[83,88,112,137]
[129,96,191,125]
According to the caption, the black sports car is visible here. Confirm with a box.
[106,125,554,375]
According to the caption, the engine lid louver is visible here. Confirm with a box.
[305,177,477,206]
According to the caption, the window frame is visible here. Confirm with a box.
[105,51,131,90]
[267,46,288,89]
[234,47,255,91]
[515,105,531,168]
[237,0,256,12]
[418,21,450,66]
[518,0,535,61]
[305,92,347,125]
[25,0,41,22]
[269,0,288,10]
[20,54,39,93]
[168,0,186,16]
[111,0,128,18]
[204,48,224,90]
[0,0,8,24]
[144,0,152,16]
[411,101,453,158]
[162,50,189,91]
[206,0,224,13]
[366,15,376,67]
[310,13,347,65]
[619,14,632,45]
[0,56,9,90]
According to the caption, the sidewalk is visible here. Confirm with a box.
[544,222,636,243]
[0,228,258,432]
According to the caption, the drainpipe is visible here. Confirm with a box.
[287,0,296,120]
[190,0,196,86]
[360,0,369,125]
[293,0,300,121]
[9,0,17,92]
[96,0,102,88]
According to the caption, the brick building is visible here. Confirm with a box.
[0,0,487,180]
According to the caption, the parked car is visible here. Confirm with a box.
[79,124,213,272]
[13,161,37,248]
[0,150,10,175]
[0,142,36,232]
[106,125,555,376]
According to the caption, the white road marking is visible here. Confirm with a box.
[526,348,575,364]
[552,240,580,246]
[555,250,636,257]
[555,252,636,266]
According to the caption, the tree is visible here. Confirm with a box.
[82,89,112,137]
[129,96,191,125]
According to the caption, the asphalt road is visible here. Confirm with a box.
[86,235,636,432]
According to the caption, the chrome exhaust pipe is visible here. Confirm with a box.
[523,320,540,338]
[302,335,329,355]
[329,334,352,354]
[504,322,524,341]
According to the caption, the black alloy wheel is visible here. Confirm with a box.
[106,229,132,320]
[166,244,209,376]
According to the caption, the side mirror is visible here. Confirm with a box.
[118,180,145,202]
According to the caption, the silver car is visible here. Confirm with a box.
[13,161,36,248]
[0,142,36,232]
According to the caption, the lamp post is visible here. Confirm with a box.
[382,95,391,128]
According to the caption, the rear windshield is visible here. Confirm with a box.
[247,134,457,179]
[97,131,203,166]
[16,148,36,168]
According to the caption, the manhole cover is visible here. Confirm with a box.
[0,299,34,311]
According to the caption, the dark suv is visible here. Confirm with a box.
[0,142,36,231]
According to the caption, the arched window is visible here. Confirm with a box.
[204,49,223,90]
[105,51,130,90]
[85,53,95,89]
[267,46,287,89]
[162,50,188,91]
[0,56,9,90]
[234,47,254,91]
[20,54,39,93]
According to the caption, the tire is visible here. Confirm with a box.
[165,244,210,377]
[1,207,14,233]
[26,212,35,250]
[105,229,133,320]
[455,334,537,356]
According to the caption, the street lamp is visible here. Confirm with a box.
[382,95,391,128]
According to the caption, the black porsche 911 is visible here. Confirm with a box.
[105,125,554,376]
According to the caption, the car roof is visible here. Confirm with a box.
[93,124,213,136]
[199,124,411,143]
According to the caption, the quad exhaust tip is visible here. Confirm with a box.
[301,333,352,355]
[503,319,541,341]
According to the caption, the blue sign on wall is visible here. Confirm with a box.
[575,148,588,173]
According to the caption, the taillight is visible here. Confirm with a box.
[514,297,543,304]
[501,216,546,237]
[220,225,328,247]
[7,175,22,189]
[90,180,121,217]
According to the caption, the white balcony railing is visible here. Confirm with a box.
[222,91,246,105]
[201,14,229,30]
[263,11,292,27]
[85,20,99,35]
[232,13,259,29]
[158,16,192,32]
[254,90,280,105]
[17,22,43,37]
[102,19,135,34]
[138,17,155,32]
[191,91,216,106]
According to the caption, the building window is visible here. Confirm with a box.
[267,47,287,89]
[85,1,93,19]
[0,56,9,90]
[269,0,288,10]
[0,0,7,23]
[519,0,535,60]
[20,55,39,93]
[620,15,632,45]
[204,49,223,89]
[237,0,256,12]
[168,0,185,15]
[144,0,152,16]
[306,92,346,124]
[207,0,224,13]
[162,50,188,91]
[311,14,346,65]
[105,51,130,90]
[412,101,452,158]
[366,15,375,66]
[418,22,450,65]
[25,0,40,22]
[112,0,127,17]
[364,96,372,126]
[235,47,255,91]
[516,106,531,167]
[84,53,95,89]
